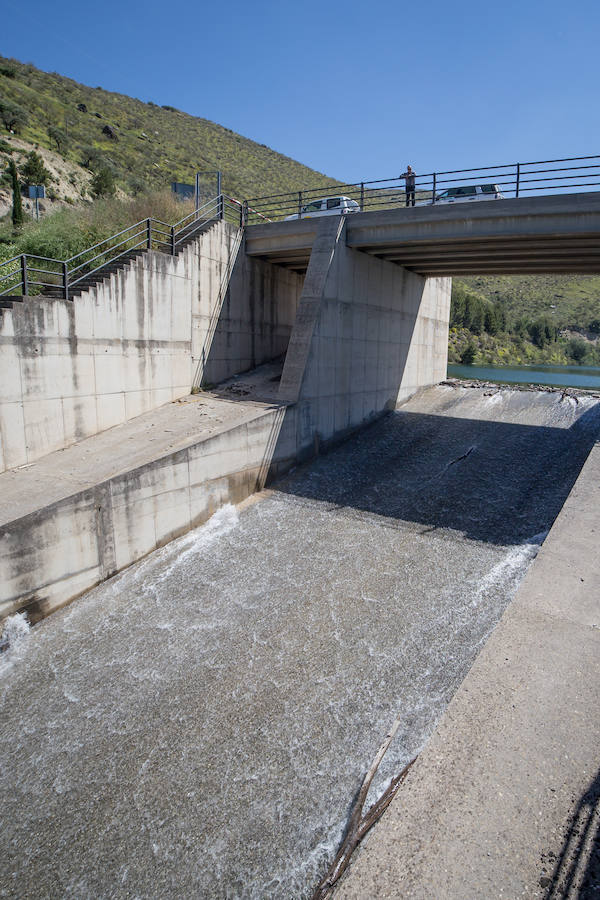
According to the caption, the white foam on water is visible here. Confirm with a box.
[60,503,241,633]
[0,613,31,677]
[471,530,547,609]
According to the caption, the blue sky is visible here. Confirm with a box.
[2,0,598,184]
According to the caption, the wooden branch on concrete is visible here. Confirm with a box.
[312,716,417,900]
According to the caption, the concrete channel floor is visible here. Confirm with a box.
[1,383,599,899]
[0,362,285,526]
[335,432,600,898]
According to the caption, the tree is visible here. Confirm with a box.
[80,145,105,170]
[47,125,68,153]
[589,319,600,334]
[460,342,477,365]
[567,338,588,363]
[469,304,484,335]
[8,159,23,228]
[528,317,557,349]
[527,319,547,349]
[0,99,28,133]
[91,166,116,197]
[484,306,498,335]
[21,150,51,187]
[493,301,507,332]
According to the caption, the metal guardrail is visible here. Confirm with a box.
[3,154,599,299]
[0,194,244,299]
[242,155,600,224]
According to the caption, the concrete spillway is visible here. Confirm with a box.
[1,385,599,899]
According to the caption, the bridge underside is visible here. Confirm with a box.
[245,192,600,276]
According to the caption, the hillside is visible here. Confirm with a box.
[1,55,600,368]
[0,54,337,201]
[459,274,600,333]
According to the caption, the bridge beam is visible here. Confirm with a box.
[246,192,600,277]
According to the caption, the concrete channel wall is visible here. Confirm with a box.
[0,220,303,473]
[279,216,451,450]
[0,403,298,623]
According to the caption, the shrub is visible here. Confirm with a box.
[567,338,588,363]
[91,166,116,197]
[460,343,477,365]
[8,191,197,263]
[0,99,28,133]
[21,151,52,186]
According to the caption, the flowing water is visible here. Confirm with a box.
[1,385,599,899]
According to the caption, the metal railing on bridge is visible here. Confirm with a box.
[0,194,244,299]
[242,154,600,224]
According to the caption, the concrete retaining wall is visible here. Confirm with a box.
[194,236,303,387]
[279,216,451,451]
[0,221,303,473]
[0,403,298,623]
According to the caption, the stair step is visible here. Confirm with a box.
[32,220,220,301]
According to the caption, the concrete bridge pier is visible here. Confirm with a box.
[277,216,451,456]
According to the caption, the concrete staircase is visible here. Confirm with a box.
[40,217,220,300]
[0,295,23,323]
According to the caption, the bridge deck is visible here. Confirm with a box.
[245,191,600,276]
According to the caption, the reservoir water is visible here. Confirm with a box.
[448,361,600,390]
[1,385,599,899]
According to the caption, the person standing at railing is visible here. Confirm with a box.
[400,165,416,206]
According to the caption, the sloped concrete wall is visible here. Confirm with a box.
[192,233,303,387]
[278,216,451,453]
[0,403,298,623]
[0,221,302,473]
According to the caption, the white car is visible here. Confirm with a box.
[427,184,504,205]
[284,196,361,220]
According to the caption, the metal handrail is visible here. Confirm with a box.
[0,268,21,282]
[0,253,21,267]
[69,228,147,275]
[243,153,600,222]
[172,197,220,229]
[27,266,62,277]
[0,193,232,300]
[66,219,148,263]
[70,239,148,286]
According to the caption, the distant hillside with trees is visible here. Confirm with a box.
[449,279,600,367]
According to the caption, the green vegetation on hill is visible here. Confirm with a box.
[0,54,338,200]
[1,55,600,369]
[449,280,600,368]
[460,274,600,333]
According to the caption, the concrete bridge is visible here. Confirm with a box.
[246,191,600,275]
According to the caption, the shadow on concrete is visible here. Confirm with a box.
[195,238,303,390]
[543,767,600,898]
[269,404,600,546]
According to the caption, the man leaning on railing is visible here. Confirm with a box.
[400,165,416,207]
